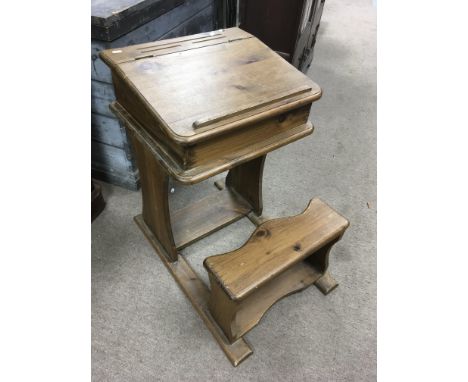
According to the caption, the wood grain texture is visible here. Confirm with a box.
[110,101,313,184]
[226,155,265,215]
[204,198,349,301]
[91,113,126,148]
[128,129,178,261]
[91,140,138,177]
[91,0,184,41]
[171,188,252,250]
[100,27,321,142]
[292,0,326,71]
[134,215,253,367]
[91,140,140,191]
[91,180,106,221]
[204,198,349,342]
[238,0,325,72]
[239,0,306,62]
[207,260,322,343]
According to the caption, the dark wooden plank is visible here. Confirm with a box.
[205,198,348,342]
[91,79,115,98]
[91,140,140,190]
[91,180,106,221]
[101,28,321,139]
[239,0,305,61]
[92,140,131,172]
[91,80,116,118]
[292,0,326,71]
[129,129,178,260]
[91,113,126,148]
[91,0,185,41]
[204,198,349,301]
[171,188,252,250]
[92,166,140,191]
[226,155,265,215]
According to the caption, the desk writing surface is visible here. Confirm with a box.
[100,28,321,139]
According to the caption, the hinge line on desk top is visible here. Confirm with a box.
[120,36,254,63]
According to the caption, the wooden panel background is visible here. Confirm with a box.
[91,0,215,189]
[91,0,184,41]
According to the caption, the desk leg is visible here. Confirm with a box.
[129,134,178,262]
[226,155,266,215]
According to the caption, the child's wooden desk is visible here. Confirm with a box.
[101,27,348,366]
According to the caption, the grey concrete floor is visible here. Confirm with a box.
[92,0,376,380]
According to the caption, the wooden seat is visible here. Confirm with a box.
[204,198,349,343]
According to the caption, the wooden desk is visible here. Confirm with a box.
[100,28,346,366]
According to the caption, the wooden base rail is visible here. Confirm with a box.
[133,179,349,366]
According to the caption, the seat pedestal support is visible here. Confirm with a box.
[207,238,342,343]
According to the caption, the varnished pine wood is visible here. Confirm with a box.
[226,155,265,215]
[134,215,253,366]
[171,188,252,250]
[128,129,178,261]
[207,260,323,343]
[204,198,349,301]
[192,85,312,130]
[100,28,321,141]
[204,199,349,342]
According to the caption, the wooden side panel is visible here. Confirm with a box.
[91,80,117,118]
[208,261,322,343]
[91,141,140,190]
[134,215,253,366]
[91,0,185,41]
[161,2,215,40]
[239,0,304,61]
[92,141,131,173]
[226,155,265,215]
[171,188,252,249]
[91,113,126,148]
[128,131,178,261]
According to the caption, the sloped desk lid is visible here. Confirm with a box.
[100,28,322,144]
